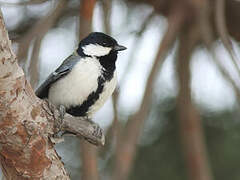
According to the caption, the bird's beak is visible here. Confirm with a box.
[114,44,127,51]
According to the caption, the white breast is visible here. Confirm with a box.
[87,71,117,117]
[48,57,101,108]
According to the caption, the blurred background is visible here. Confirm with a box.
[1,0,240,179]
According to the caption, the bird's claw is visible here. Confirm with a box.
[53,104,66,133]
[84,122,105,146]
[58,105,66,120]
[92,124,103,139]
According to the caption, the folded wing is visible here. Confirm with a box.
[35,54,81,98]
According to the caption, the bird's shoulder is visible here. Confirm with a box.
[35,53,81,98]
[55,53,82,74]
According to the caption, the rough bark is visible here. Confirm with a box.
[0,11,69,180]
[0,10,104,180]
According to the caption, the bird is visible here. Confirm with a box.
[36,32,126,118]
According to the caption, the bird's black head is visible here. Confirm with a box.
[77,32,126,57]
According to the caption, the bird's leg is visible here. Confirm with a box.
[44,101,66,143]
[58,104,66,122]
[54,104,67,137]
[82,116,104,143]
[52,104,66,133]
[86,116,91,121]
[53,105,66,141]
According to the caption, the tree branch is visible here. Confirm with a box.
[199,0,240,103]
[119,11,155,86]
[99,0,112,35]
[0,0,52,6]
[79,1,100,180]
[0,10,69,179]
[215,0,240,79]
[113,8,185,180]
[42,100,105,146]
[17,0,67,64]
[79,0,96,39]
[177,25,213,180]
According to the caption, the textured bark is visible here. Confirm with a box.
[0,9,104,179]
[0,11,69,180]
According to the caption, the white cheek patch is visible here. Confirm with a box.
[83,44,112,57]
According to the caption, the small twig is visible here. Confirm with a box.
[107,12,156,155]
[79,0,96,39]
[119,11,155,86]
[111,89,121,139]
[101,89,121,154]
[199,1,240,102]
[17,0,67,64]
[136,11,155,36]
[177,25,213,180]
[62,115,105,146]
[10,6,79,42]
[0,0,52,6]
[113,8,185,180]
[100,0,112,35]
[215,0,240,79]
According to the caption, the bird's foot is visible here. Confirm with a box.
[61,130,77,137]
[83,118,105,146]
[50,135,64,144]
[53,104,66,135]
[85,116,93,122]
[92,123,103,139]
[58,104,66,121]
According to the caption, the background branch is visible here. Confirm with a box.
[0,0,52,6]
[177,25,213,180]
[199,0,240,103]
[215,0,240,78]
[17,0,67,65]
[112,8,185,180]
[100,0,112,35]
[78,1,100,180]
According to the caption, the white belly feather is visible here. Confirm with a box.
[48,57,117,117]
[87,71,117,117]
[48,57,101,108]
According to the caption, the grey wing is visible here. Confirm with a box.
[35,54,81,99]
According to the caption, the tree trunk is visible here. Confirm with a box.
[0,11,70,180]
